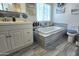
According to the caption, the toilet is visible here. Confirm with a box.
[67,25,78,43]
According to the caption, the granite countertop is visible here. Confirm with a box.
[0,21,33,25]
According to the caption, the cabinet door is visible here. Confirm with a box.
[22,29,33,45]
[10,29,33,49]
[0,32,9,53]
[10,30,23,49]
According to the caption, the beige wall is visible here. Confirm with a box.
[7,3,26,13]
[25,3,36,22]
[20,3,26,13]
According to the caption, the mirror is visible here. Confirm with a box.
[0,3,28,18]
[0,3,22,12]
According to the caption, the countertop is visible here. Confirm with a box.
[0,21,33,25]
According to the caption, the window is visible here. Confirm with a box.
[3,3,9,11]
[0,3,12,11]
[0,3,3,10]
[36,3,51,21]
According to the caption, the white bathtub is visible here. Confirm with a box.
[34,26,65,49]
[37,26,65,37]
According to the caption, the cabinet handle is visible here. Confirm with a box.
[9,36,12,37]
[6,35,12,38]
[6,36,9,38]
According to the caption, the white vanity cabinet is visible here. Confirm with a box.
[0,22,33,55]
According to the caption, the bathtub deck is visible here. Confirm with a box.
[8,37,79,56]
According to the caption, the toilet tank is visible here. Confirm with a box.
[67,25,79,33]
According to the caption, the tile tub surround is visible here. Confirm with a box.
[34,29,66,50]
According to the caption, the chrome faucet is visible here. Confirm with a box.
[2,17,10,22]
[2,17,7,22]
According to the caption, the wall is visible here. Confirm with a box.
[52,3,79,26]
[25,3,36,22]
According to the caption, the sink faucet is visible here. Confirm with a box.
[2,17,11,22]
[2,17,7,22]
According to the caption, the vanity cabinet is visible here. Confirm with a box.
[0,23,33,55]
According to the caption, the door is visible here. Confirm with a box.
[9,29,33,49]
[10,30,23,49]
[0,32,9,53]
[22,29,33,45]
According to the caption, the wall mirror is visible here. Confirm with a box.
[0,3,22,12]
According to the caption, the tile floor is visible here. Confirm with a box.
[8,37,79,56]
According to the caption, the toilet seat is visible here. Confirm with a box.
[67,30,77,34]
[67,30,77,36]
[67,32,77,36]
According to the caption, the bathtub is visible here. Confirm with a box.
[34,26,66,49]
[36,26,65,37]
